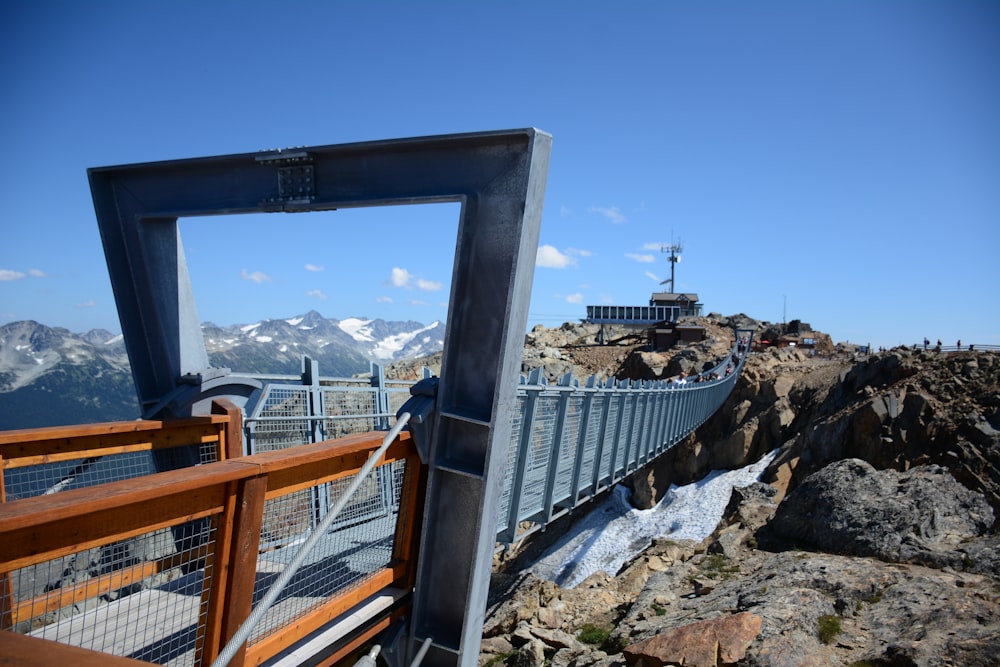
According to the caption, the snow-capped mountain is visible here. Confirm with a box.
[202,311,445,375]
[0,312,445,429]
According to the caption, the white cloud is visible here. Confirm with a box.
[416,278,443,291]
[305,263,324,272]
[376,295,394,303]
[560,205,572,217]
[645,271,661,282]
[28,268,46,277]
[390,267,412,287]
[565,293,584,304]
[589,205,626,224]
[408,298,431,307]
[626,253,656,263]
[389,267,442,291]
[75,300,96,309]
[306,289,328,300]
[0,269,25,281]
[567,247,593,258]
[642,242,663,251]
[536,245,576,268]
[241,269,273,284]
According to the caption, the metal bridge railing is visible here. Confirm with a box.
[239,361,424,457]
[495,329,752,543]
[239,333,754,546]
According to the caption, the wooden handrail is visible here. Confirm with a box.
[0,427,422,667]
[0,401,240,470]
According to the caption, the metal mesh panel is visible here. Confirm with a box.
[3,444,218,502]
[577,395,604,495]
[251,386,312,453]
[5,519,216,667]
[614,395,635,476]
[550,395,583,506]
[249,459,407,644]
[627,394,647,467]
[518,394,558,521]
[385,386,414,418]
[496,393,526,532]
[598,397,619,483]
[321,387,380,439]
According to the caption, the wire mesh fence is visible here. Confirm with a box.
[249,458,409,645]
[4,519,217,667]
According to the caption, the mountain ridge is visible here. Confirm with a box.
[0,312,445,429]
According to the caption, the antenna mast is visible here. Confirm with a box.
[660,242,683,293]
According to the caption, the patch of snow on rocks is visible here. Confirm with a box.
[530,449,778,588]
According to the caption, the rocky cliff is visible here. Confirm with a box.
[479,316,1000,667]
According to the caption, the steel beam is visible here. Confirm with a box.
[89,128,551,667]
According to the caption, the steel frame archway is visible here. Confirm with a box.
[89,129,552,667]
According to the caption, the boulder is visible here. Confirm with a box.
[765,459,994,566]
[623,612,762,667]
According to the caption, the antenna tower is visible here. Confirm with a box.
[660,242,683,293]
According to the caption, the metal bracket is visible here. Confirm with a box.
[397,376,439,464]
[256,149,315,204]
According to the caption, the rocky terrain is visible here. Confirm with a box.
[470,315,1000,667]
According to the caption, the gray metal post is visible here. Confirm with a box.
[543,375,575,523]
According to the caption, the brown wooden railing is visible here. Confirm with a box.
[0,409,423,667]
[0,399,243,503]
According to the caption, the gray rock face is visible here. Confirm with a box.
[483,332,1000,667]
[766,458,994,567]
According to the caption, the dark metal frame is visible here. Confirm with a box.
[89,129,551,667]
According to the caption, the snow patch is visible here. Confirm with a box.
[339,318,374,342]
[255,336,273,343]
[370,321,440,360]
[285,317,304,326]
[241,322,261,333]
[530,449,778,589]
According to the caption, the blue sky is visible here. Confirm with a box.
[1,1,998,349]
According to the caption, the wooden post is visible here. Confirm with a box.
[202,474,267,667]
[1,452,12,630]
[213,398,245,460]
[391,452,427,590]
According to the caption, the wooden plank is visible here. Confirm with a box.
[0,460,258,530]
[208,475,267,667]
[311,608,404,667]
[0,416,228,446]
[0,573,12,631]
[243,564,406,666]
[260,435,415,499]
[266,595,407,667]
[0,463,261,570]
[0,631,152,667]
[0,422,226,469]
[392,454,427,589]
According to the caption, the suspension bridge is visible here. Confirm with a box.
[0,130,750,667]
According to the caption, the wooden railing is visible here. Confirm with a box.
[0,399,243,502]
[0,410,424,667]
